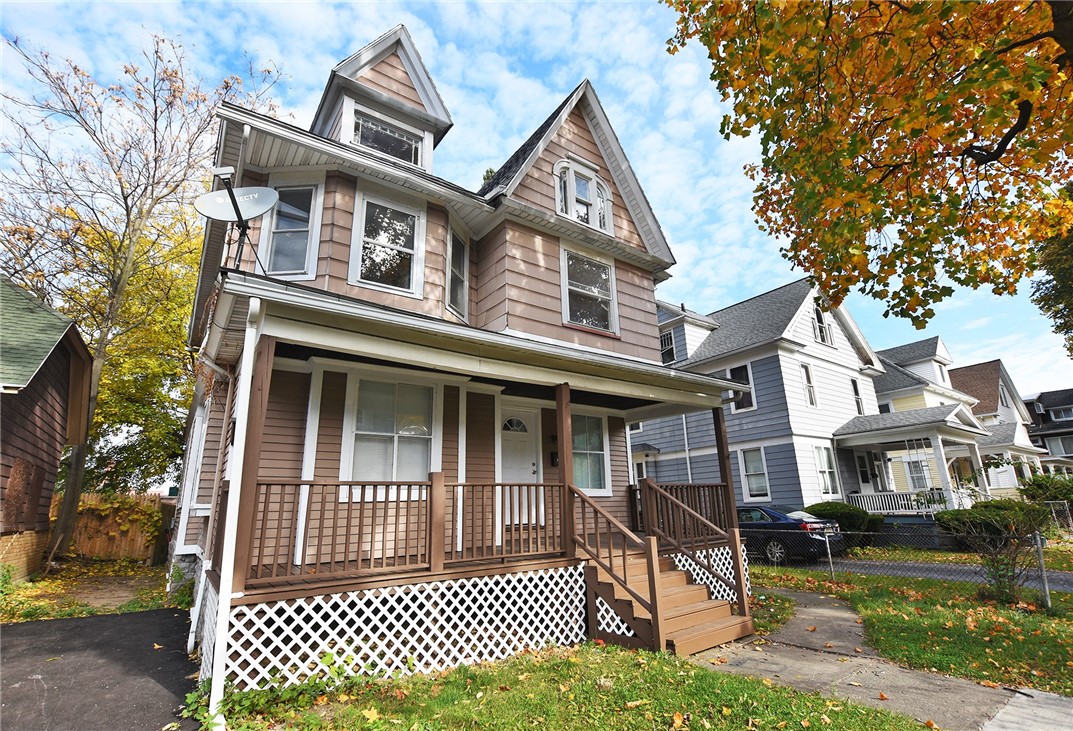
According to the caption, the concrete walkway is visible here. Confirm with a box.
[693,590,1073,731]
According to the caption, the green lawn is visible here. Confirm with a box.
[843,539,1073,573]
[192,643,919,730]
[750,566,1073,696]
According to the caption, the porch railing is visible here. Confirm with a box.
[245,477,565,587]
[846,489,974,515]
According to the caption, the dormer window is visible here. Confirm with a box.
[355,112,421,165]
[555,159,612,234]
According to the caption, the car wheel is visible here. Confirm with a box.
[764,539,788,564]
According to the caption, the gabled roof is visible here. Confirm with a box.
[656,300,718,329]
[477,80,674,266]
[875,336,950,366]
[949,360,1001,414]
[0,277,80,390]
[873,356,931,394]
[833,403,987,438]
[680,279,813,365]
[310,25,452,143]
[976,422,1045,452]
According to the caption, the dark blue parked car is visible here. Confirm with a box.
[737,505,845,563]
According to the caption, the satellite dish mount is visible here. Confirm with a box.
[194,167,279,268]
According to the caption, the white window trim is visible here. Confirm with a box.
[559,245,619,334]
[739,446,771,503]
[344,97,427,170]
[659,330,677,364]
[553,157,614,235]
[628,421,643,433]
[447,226,469,320]
[812,305,834,346]
[571,408,613,497]
[802,363,818,407]
[1050,407,1073,422]
[905,459,930,491]
[728,362,756,414]
[851,377,864,416]
[348,191,427,298]
[262,171,325,281]
[815,445,840,496]
[338,369,444,501]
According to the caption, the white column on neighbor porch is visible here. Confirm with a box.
[930,431,955,507]
[967,441,991,495]
[208,297,263,718]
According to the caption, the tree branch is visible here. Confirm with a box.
[959,99,1033,165]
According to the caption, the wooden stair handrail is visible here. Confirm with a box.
[642,479,739,596]
[569,485,659,624]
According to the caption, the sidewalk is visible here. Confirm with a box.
[693,590,1073,730]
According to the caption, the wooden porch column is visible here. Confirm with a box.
[231,334,276,594]
[428,471,446,573]
[556,383,575,558]
[712,407,750,618]
[930,432,955,508]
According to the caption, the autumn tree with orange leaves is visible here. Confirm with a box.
[666,0,1073,325]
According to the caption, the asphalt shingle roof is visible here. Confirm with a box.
[872,356,930,394]
[1034,389,1073,409]
[477,82,583,197]
[833,404,970,436]
[681,278,813,366]
[976,422,1020,448]
[0,277,76,389]
[949,360,1001,415]
[875,336,942,366]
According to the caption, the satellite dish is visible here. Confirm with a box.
[194,187,278,222]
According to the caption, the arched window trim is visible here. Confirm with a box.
[553,158,613,235]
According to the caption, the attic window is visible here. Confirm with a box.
[813,304,833,345]
[555,159,612,234]
[355,113,420,165]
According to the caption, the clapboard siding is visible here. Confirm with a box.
[466,392,496,483]
[1,344,70,534]
[501,222,659,359]
[358,51,426,110]
[315,372,347,480]
[724,355,792,441]
[257,371,309,482]
[474,223,509,331]
[514,106,644,250]
[442,386,460,482]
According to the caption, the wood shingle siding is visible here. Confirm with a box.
[515,106,644,250]
[1,345,70,535]
[358,51,427,111]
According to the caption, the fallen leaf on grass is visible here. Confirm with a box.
[673,712,685,728]
[855,618,863,625]
[801,720,810,728]
[710,656,728,665]
[625,700,651,709]
[878,692,889,701]
[820,714,831,725]
[980,680,1000,688]
[315,695,329,706]
[361,708,380,722]
[722,706,733,716]
[924,721,939,729]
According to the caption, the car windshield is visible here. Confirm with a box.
[782,510,822,521]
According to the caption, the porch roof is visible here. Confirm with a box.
[209,271,745,420]
[976,422,1046,453]
[833,404,989,448]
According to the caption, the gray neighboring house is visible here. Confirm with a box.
[637,283,997,518]
[1024,389,1073,475]
[636,279,887,510]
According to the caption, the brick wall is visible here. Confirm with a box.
[0,529,49,582]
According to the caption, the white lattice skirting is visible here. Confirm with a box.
[221,566,587,690]
[198,580,220,682]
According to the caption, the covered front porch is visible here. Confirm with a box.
[834,404,991,517]
[192,272,753,704]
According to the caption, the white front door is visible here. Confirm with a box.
[501,407,542,526]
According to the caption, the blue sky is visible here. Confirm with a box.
[4,0,1070,394]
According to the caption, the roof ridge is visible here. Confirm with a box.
[704,277,811,319]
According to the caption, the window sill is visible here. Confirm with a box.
[347,279,424,300]
[563,322,621,339]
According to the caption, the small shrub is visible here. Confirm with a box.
[865,515,886,533]
[803,502,870,531]
[1019,474,1073,504]
[935,500,1050,602]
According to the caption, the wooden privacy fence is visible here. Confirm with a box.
[50,493,174,563]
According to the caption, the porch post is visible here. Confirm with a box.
[968,442,991,495]
[930,432,955,509]
[428,471,446,573]
[712,407,750,618]
[231,334,276,593]
[556,383,576,558]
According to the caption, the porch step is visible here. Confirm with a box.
[666,615,755,656]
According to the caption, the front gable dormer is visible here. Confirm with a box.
[310,25,452,172]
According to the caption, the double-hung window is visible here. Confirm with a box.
[1050,407,1073,421]
[906,460,929,490]
[659,331,676,364]
[448,230,468,316]
[572,413,609,494]
[728,364,754,411]
[348,379,434,485]
[802,364,817,406]
[555,159,613,234]
[816,446,838,495]
[352,196,425,294]
[264,176,323,279]
[851,378,864,415]
[1046,436,1073,456]
[354,113,421,165]
[813,305,833,345]
[741,447,769,500]
[562,249,616,332]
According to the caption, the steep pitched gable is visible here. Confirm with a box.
[0,277,79,390]
[950,359,1034,423]
[478,81,673,266]
[310,25,452,143]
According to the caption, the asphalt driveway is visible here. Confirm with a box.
[1,609,199,731]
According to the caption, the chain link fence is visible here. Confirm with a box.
[1044,500,1073,533]
[740,525,1067,608]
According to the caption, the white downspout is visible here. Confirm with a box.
[681,414,693,483]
